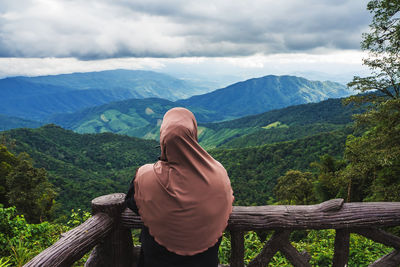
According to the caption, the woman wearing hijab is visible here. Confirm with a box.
[125,107,234,267]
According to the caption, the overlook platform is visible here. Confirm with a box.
[24,193,400,267]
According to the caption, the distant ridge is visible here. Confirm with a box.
[14,69,208,99]
[0,69,209,121]
[177,75,351,121]
[0,114,42,131]
[197,97,362,148]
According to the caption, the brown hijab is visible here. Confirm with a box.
[134,107,234,256]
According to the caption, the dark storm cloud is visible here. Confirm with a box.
[0,0,371,59]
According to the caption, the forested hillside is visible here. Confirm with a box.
[198,97,362,148]
[2,122,351,217]
[3,125,159,217]
[49,98,215,139]
[210,129,349,205]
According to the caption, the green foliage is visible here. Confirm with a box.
[66,209,91,228]
[203,97,360,131]
[348,0,400,101]
[342,99,400,202]
[6,154,56,223]
[3,125,160,217]
[0,145,18,205]
[0,258,11,267]
[221,124,352,149]
[0,145,56,223]
[0,206,94,266]
[311,154,348,202]
[199,97,361,149]
[341,1,400,202]
[274,170,317,205]
[0,205,67,266]
[211,130,348,205]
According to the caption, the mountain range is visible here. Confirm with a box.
[0,69,210,121]
[177,75,351,121]
[47,96,359,150]
[4,73,349,139]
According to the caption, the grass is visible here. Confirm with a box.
[262,121,289,129]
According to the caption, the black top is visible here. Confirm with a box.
[125,176,221,267]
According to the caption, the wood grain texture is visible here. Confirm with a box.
[92,193,126,218]
[120,199,400,231]
[25,195,400,267]
[354,228,400,249]
[332,229,350,267]
[248,230,290,267]
[280,236,311,267]
[87,193,134,267]
[230,231,244,267]
[369,250,400,267]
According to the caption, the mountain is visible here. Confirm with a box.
[4,124,159,215]
[50,96,361,150]
[177,75,352,122]
[16,69,209,100]
[0,69,209,121]
[49,98,216,139]
[0,114,42,131]
[198,98,362,148]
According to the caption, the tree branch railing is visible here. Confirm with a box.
[24,193,400,267]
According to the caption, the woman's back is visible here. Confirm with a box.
[126,107,233,266]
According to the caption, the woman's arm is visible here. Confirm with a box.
[125,174,139,214]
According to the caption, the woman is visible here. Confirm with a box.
[125,107,234,267]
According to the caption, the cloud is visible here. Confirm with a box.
[0,0,371,59]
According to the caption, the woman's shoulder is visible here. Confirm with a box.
[136,163,155,177]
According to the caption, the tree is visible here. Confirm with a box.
[347,0,400,101]
[343,100,400,202]
[0,145,57,223]
[311,154,347,202]
[274,170,316,205]
[0,145,18,205]
[343,0,400,202]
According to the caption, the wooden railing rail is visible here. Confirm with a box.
[24,193,400,267]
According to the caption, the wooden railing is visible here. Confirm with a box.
[24,193,400,267]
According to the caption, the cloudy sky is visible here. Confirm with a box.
[0,0,372,84]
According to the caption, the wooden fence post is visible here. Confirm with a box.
[85,193,134,267]
[332,229,350,267]
[230,231,245,267]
